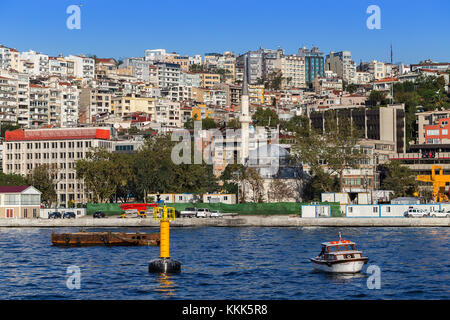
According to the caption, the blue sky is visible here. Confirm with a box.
[0,0,449,64]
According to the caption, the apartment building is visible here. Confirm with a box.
[237,50,264,85]
[145,49,168,62]
[164,55,190,72]
[280,55,306,88]
[65,55,95,79]
[21,50,49,76]
[48,57,74,78]
[0,45,21,71]
[248,85,264,104]
[298,46,324,86]
[202,89,227,106]
[95,58,117,78]
[79,88,113,124]
[112,94,156,118]
[359,60,386,80]
[119,58,153,82]
[155,99,182,127]
[155,62,180,89]
[189,54,202,66]
[415,110,450,144]
[326,51,357,84]
[215,83,242,106]
[3,127,113,207]
[28,84,50,127]
[180,72,201,87]
[163,85,194,102]
[313,76,343,94]
[355,71,372,85]
[0,74,20,124]
[309,104,406,153]
[198,72,221,89]
[219,52,236,83]
[57,81,79,127]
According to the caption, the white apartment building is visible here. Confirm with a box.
[355,71,372,85]
[189,54,203,66]
[155,62,180,89]
[56,81,79,127]
[180,72,201,87]
[65,55,95,79]
[3,127,113,207]
[48,57,75,78]
[281,55,306,88]
[145,49,168,62]
[0,74,19,124]
[119,58,153,82]
[155,99,182,127]
[203,89,227,106]
[28,84,50,127]
[21,50,50,76]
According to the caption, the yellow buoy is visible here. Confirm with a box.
[148,205,181,273]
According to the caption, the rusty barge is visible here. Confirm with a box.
[51,231,160,247]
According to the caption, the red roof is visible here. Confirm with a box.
[0,186,30,193]
[5,128,111,141]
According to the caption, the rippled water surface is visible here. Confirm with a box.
[0,227,448,299]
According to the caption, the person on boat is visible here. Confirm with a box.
[318,246,325,258]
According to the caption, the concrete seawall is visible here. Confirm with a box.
[0,216,448,227]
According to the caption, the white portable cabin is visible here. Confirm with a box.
[301,204,331,218]
[345,204,441,218]
[321,192,349,205]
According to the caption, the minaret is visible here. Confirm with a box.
[240,58,251,165]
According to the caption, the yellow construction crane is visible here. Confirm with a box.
[417,165,450,202]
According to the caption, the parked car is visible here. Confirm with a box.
[210,210,223,218]
[430,209,450,218]
[180,207,197,218]
[196,208,211,218]
[63,211,76,219]
[48,212,62,219]
[93,211,106,218]
[404,208,429,218]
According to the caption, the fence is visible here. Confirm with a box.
[87,202,312,216]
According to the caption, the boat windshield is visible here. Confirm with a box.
[327,244,356,252]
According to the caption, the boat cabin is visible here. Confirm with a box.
[318,240,363,261]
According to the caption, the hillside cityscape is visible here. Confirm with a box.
[0,42,449,208]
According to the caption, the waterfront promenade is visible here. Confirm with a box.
[0,216,448,227]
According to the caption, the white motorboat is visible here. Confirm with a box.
[310,234,368,273]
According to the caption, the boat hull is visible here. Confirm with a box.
[310,258,367,273]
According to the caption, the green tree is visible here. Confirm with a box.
[294,111,366,192]
[0,172,27,186]
[226,118,240,129]
[302,169,340,201]
[252,107,279,127]
[368,90,388,106]
[27,164,57,207]
[75,148,130,203]
[380,160,418,197]
[202,117,219,129]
